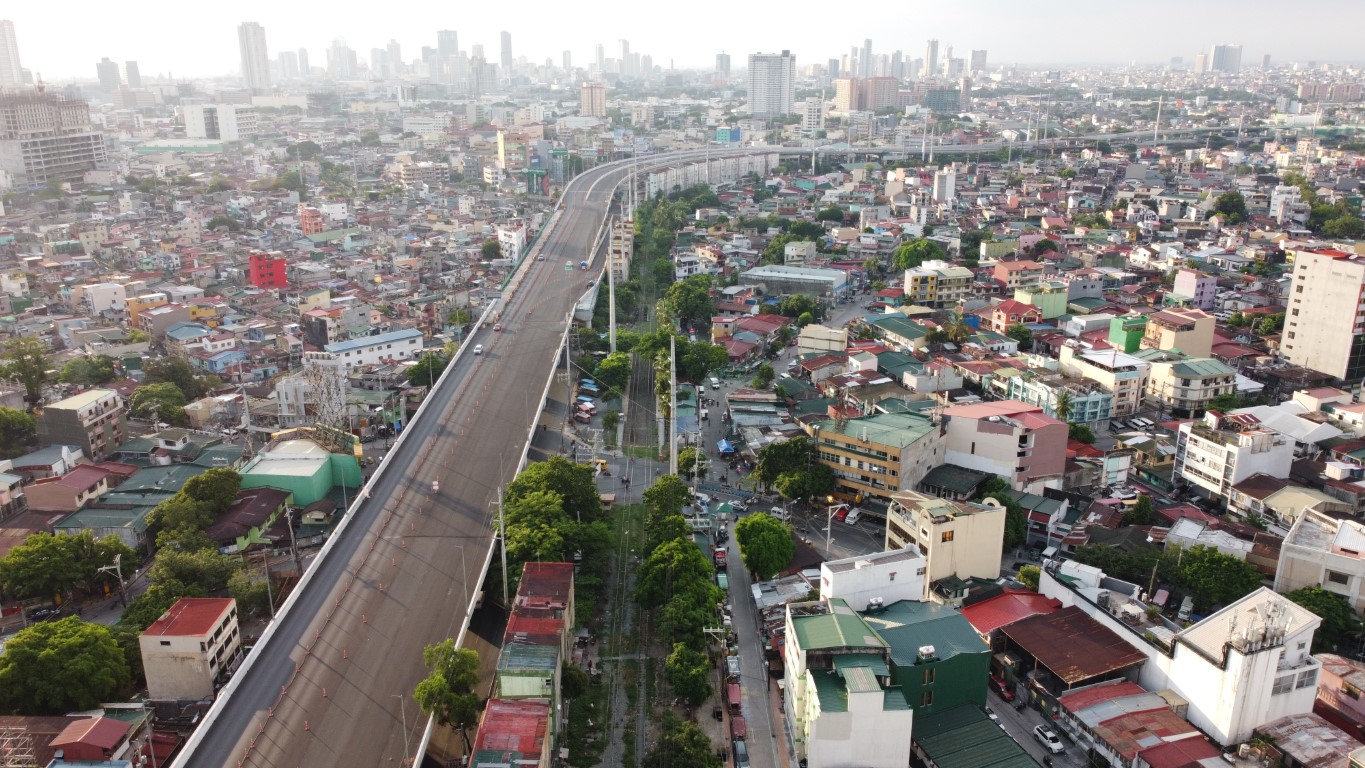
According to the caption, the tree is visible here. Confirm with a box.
[413,640,483,732]
[1053,390,1075,423]
[773,465,835,502]
[816,206,845,222]
[205,215,241,232]
[227,569,272,616]
[637,537,717,608]
[120,582,202,632]
[1069,424,1095,444]
[658,275,714,330]
[506,456,604,523]
[561,662,590,700]
[142,356,213,400]
[481,240,503,260]
[1285,587,1361,653]
[181,468,243,517]
[751,363,775,389]
[129,383,188,426]
[664,643,712,707]
[755,437,815,489]
[0,532,82,600]
[0,617,130,714]
[1212,191,1248,224]
[593,352,632,397]
[1006,324,1033,351]
[1124,495,1153,526]
[892,239,946,271]
[644,474,691,522]
[1016,565,1041,591]
[1175,545,1263,613]
[944,311,973,344]
[127,329,150,343]
[407,352,450,388]
[644,715,722,768]
[678,446,709,480]
[977,477,1026,550]
[0,406,35,458]
[0,337,51,408]
[734,513,795,580]
[59,356,117,387]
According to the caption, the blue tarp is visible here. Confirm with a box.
[717,440,736,454]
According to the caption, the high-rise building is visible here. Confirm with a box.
[969,49,987,74]
[124,61,141,89]
[297,48,310,76]
[0,20,22,89]
[1281,249,1365,382]
[183,104,259,142]
[580,81,606,117]
[923,39,939,78]
[828,58,840,79]
[387,40,402,73]
[618,39,632,78]
[278,51,299,79]
[500,31,513,72]
[95,58,120,90]
[747,50,795,118]
[437,30,458,58]
[860,38,873,78]
[563,50,572,71]
[1194,53,1208,74]
[328,39,357,80]
[0,91,108,185]
[932,167,956,202]
[238,22,271,92]
[595,43,605,73]
[1262,53,1271,69]
[716,53,730,76]
[799,98,824,135]
[1209,44,1242,74]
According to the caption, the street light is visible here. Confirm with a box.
[96,553,127,607]
[824,496,848,556]
[391,693,411,767]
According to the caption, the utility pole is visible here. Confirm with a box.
[96,554,127,607]
[668,335,678,476]
[498,487,509,607]
[608,217,618,353]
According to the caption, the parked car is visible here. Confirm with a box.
[730,501,748,514]
[989,676,1015,702]
[1034,725,1065,754]
[28,607,63,622]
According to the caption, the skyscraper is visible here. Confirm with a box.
[297,48,310,77]
[0,20,22,89]
[595,44,605,74]
[747,50,795,118]
[437,30,458,58]
[328,40,357,80]
[1209,44,1242,74]
[95,57,121,90]
[1281,250,1365,382]
[387,40,402,73]
[923,39,939,79]
[716,53,730,76]
[238,22,271,92]
[563,51,572,71]
[124,61,141,88]
[861,39,873,78]
[278,51,299,79]
[580,81,606,117]
[619,39,632,78]
[969,49,987,74]
[500,31,513,72]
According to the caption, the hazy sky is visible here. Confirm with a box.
[6,0,1360,81]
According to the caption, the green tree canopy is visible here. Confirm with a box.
[0,617,130,714]
[637,537,717,608]
[413,640,483,730]
[0,337,51,408]
[1124,495,1153,526]
[892,239,946,271]
[678,446,709,480]
[481,239,502,260]
[59,355,117,387]
[1016,565,1041,591]
[664,642,713,707]
[816,206,845,222]
[142,356,215,400]
[1175,545,1264,613]
[1006,323,1033,350]
[734,513,795,580]
[181,468,243,517]
[1285,586,1361,653]
[407,352,450,388]
[129,383,188,426]
[0,531,130,601]
[506,456,604,523]
[120,582,203,632]
[658,275,714,330]
[976,477,1026,550]
[593,352,632,397]
[1212,191,1248,224]
[751,363,775,389]
[1068,423,1095,444]
[0,406,35,458]
[643,715,722,768]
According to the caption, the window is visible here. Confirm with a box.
[1297,669,1317,689]
[941,530,954,543]
[1272,674,1295,696]
[920,690,934,707]
[1327,570,1350,586]
[160,640,170,647]
[923,668,936,684]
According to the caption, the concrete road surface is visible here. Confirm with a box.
[175,161,632,768]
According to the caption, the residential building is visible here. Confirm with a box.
[819,547,927,609]
[812,412,944,502]
[885,490,1005,600]
[748,50,796,117]
[985,299,1041,333]
[783,598,914,768]
[740,264,848,298]
[1209,43,1242,74]
[941,400,1068,492]
[1276,509,1365,613]
[931,168,955,203]
[248,251,288,289]
[469,699,552,768]
[139,597,241,700]
[0,20,22,88]
[1281,249,1365,383]
[36,389,125,462]
[1140,307,1214,358]
[95,57,120,90]
[305,328,423,372]
[71,281,127,316]
[396,161,449,189]
[1014,282,1068,320]
[238,22,271,92]
[183,104,259,142]
[1041,562,1320,746]
[992,260,1045,291]
[0,91,108,186]
[1058,344,1151,418]
[865,601,990,717]
[998,369,1113,424]
[1107,315,1148,354]
[1170,269,1217,309]
[579,81,605,118]
[904,259,973,309]
[1174,411,1295,500]
[1147,357,1238,417]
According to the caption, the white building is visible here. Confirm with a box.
[496,224,526,258]
[818,547,926,609]
[1041,562,1320,747]
[748,51,796,117]
[799,98,825,135]
[884,491,1004,601]
[1275,508,1365,613]
[931,168,955,202]
[306,328,424,372]
[72,282,127,316]
[139,597,241,700]
[1058,343,1150,418]
[238,22,271,92]
[183,104,259,141]
[1173,411,1295,500]
[1281,249,1365,383]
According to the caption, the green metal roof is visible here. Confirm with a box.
[867,315,928,340]
[919,464,990,495]
[810,670,849,713]
[54,506,150,532]
[833,654,890,678]
[1170,357,1236,378]
[860,601,989,670]
[791,598,888,652]
[497,643,559,672]
[913,705,1039,768]
[815,412,936,449]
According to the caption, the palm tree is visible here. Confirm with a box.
[1054,390,1075,423]
[945,311,972,345]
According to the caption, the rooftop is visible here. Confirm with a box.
[912,704,1039,768]
[815,411,937,449]
[45,388,118,411]
[1000,605,1148,685]
[859,600,989,669]
[960,589,1062,636]
[789,598,888,652]
[141,597,235,638]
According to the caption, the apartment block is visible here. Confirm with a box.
[748,51,795,117]
[1170,268,1217,310]
[884,490,1005,599]
[36,389,125,462]
[992,260,1046,291]
[305,328,424,371]
[1058,343,1151,418]
[812,412,944,502]
[183,104,259,142]
[1275,509,1365,613]
[139,598,241,700]
[247,251,288,289]
[1281,249,1365,382]
[0,91,108,186]
[941,400,1067,492]
[1174,411,1295,500]
[1147,357,1238,417]
[904,259,973,308]
[1140,307,1214,359]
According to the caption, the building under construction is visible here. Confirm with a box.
[0,89,107,188]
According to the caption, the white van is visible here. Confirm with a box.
[474,344,484,355]
[843,508,862,525]
[710,377,720,390]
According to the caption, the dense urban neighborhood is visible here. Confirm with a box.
[1,11,1365,768]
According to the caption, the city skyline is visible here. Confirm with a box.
[3,0,1363,82]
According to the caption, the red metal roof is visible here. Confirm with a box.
[1094,708,1201,762]
[1057,681,1147,713]
[960,589,1061,635]
[1136,737,1223,768]
[471,698,549,757]
[50,717,130,751]
[141,597,234,638]
[1000,606,1148,684]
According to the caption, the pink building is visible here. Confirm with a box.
[942,400,1068,492]
[1171,268,1217,310]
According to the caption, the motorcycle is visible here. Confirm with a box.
[431,480,440,494]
